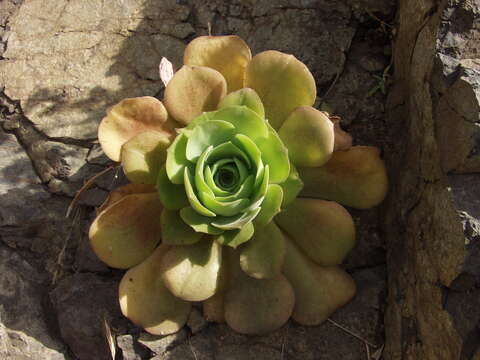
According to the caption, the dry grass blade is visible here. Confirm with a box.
[66,163,119,218]
[103,315,116,360]
[370,344,384,360]
[327,318,377,348]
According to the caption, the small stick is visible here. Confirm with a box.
[66,163,119,218]
[327,318,377,348]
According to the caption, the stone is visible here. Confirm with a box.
[0,245,66,359]
[117,334,150,360]
[137,329,188,356]
[50,273,127,360]
[187,308,208,335]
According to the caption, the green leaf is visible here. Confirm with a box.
[194,145,215,199]
[186,120,236,161]
[218,88,265,119]
[216,175,255,202]
[215,222,254,248]
[254,184,283,227]
[184,167,216,217]
[211,207,261,230]
[200,191,250,217]
[179,207,224,235]
[204,165,231,196]
[257,122,290,184]
[232,134,264,188]
[209,105,268,140]
[208,142,251,168]
[240,221,286,279]
[166,133,191,184]
[160,208,203,245]
[156,165,189,210]
[249,165,269,210]
[279,163,303,207]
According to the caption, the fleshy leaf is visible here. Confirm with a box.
[203,291,225,323]
[298,146,388,209]
[186,120,236,162]
[166,133,191,184]
[97,184,156,214]
[214,221,254,248]
[282,237,356,325]
[161,239,223,301]
[179,207,224,235]
[184,167,216,217]
[232,134,264,188]
[330,115,352,151]
[256,123,290,184]
[119,245,191,335]
[209,105,268,140]
[275,198,355,266]
[184,35,252,92]
[239,221,285,279]
[211,207,261,230]
[208,142,251,168]
[254,184,283,227]
[160,208,203,245]
[218,88,265,118]
[164,65,227,125]
[89,193,162,269]
[278,106,334,167]
[201,192,250,217]
[279,163,303,208]
[156,165,189,210]
[245,50,316,130]
[98,97,178,161]
[224,249,294,335]
[121,131,171,184]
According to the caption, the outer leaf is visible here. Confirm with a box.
[121,131,171,184]
[161,208,203,245]
[224,249,294,335]
[161,239,223,301]
[164,65,227,125]
[98,97,177,161]
[279,163,303,208]
[96,184,156,214]
[245,50,316,129]
[184,35,252,92]
[156,165,189,210]
[218,88,265,118]
[298,146,388,209]
[239,221,285,279]
[275,198,355,266]
[254,184,283,227]
[119,245,191,335]
[282,237,356,325]
[89,193,162,269]
[256,123,290,184]
[214,222,254,248]
[278,106,334,167]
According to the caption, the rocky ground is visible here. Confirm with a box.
[0,0,478,359]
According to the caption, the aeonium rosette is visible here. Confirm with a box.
[89,35,388,335]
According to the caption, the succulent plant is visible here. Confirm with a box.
[89,35,388,335]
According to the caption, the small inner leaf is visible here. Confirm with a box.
[211,207,261,230]
[186,120,236,162]
[184,167,216,217]
[231,134,264,188]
